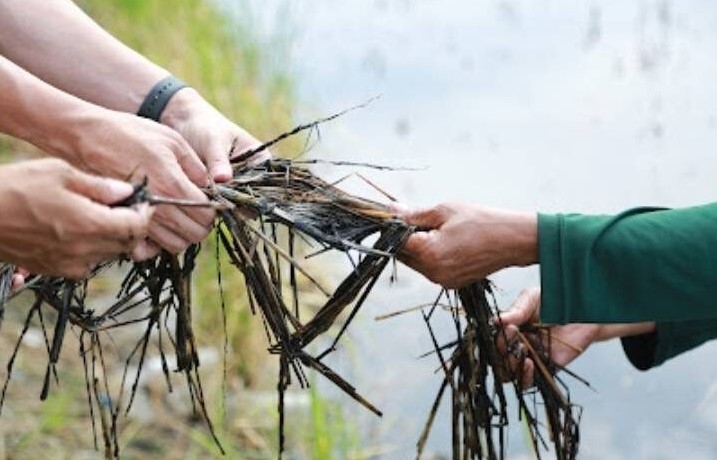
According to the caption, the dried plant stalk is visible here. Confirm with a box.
[0,107,584,460]
[416,282,583,460]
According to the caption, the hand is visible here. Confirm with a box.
[69,110,215,258]
[497,287,655,388]
[0,159,153,279]
[496,287,601,388]
[10,267,29,293]
[161,88,266,182]
[396,203,538,288]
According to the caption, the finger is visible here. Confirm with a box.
[155,205,210,243]
[11,274,25,292]
[400,232,430,256]
[67,170,134,205]
[400,205,451,230]
[151,173,215,228]
[495,324,518,358]
[148,221,191,254]
[203,137,233,183]
[184,204,215,230]
[131,239,161,261]
[498,289,540,326]
[92,203,154,250]
[171,138,210,187]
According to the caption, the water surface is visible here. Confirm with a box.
[230,1,717,458]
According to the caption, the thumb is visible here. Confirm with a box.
[204,138,233,183]
[97,203,154,248]
[498,288,541,326]
[401,231,431,255]
[67,170,135,205]
[400,205,450,230]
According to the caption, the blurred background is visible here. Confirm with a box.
[2,0,717,459]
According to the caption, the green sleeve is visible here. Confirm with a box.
[538,202,717,323]
[621,319,717,370]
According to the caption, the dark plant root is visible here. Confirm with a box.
[416,282,583,460]
[212,160,412,454]
[0,153,412,459]
[0,263,12,326]
[0,106,584,459]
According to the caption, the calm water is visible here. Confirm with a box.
[225,1,717,458]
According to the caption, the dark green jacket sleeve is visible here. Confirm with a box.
[538,203,717,324]
[621,319,717,370]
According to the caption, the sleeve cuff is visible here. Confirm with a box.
[621,323,675,371]
[538,213,566,324]
[621,330,658,371]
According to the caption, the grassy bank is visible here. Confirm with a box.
[0,0,301,458]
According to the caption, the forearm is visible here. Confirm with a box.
[621,319,717,370]
[0,54,104,162]
[597,322,655,341]
[0,0,167,113]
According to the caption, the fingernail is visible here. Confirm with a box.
[212,165,232,184]
[106,178,134,199]
[132,240,152,261]
[11,274,25,292]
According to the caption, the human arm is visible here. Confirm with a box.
[0,159,153,279]
[399,201,717,324]
[0,0,264,181]
[498,287,656,386]
[0,53,213,257]
[501,287,717,383]
[398,203,538,288]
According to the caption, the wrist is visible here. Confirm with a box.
[597,322,656,341]
[159,87,205,130]
[506,211,539,268]
[43,103,120,174]
[25,94,110,167]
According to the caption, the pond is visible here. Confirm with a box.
[227,1,717,458]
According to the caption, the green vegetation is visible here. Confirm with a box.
[0,0,309,458]
[307,384,361,460]
[0,1,369,457]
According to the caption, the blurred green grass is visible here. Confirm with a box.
[0,1,366,457]
[79,0,295,390]
[0,0,300,458]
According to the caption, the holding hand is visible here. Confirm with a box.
[497,287,655,388]
[161,88,266,182]
[397,203,538,288]
[68,110,215,259]
[0,159,153,279]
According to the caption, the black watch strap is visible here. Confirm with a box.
[136,75,187,121]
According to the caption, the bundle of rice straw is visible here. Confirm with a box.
[0,109,584,460]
